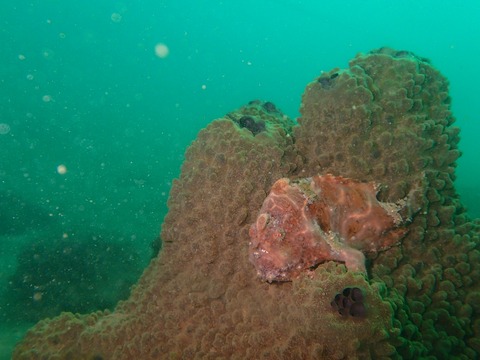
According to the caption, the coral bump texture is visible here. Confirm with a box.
[249,175,407,282]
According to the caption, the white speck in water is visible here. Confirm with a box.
[0,123,10,135]
[154,43,170,58]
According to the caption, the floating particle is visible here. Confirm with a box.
[57,164,67,175]
[111,13,122,22]
[42,48,54,59]
[154,43,170,58]
[0,123,10,135]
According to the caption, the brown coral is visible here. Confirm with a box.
[13,49,480,359]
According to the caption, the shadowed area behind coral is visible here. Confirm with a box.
[1,231,144,324]
[0,191,55,236]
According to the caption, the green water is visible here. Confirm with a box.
[1,0,479,358]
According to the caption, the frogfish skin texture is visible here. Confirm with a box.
[249,174,407,282]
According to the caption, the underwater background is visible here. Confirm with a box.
[0,0,479,357]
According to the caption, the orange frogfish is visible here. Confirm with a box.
[249,174,408,282]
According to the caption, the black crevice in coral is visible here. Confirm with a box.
[237,116,266,135]
[318,72,339,89]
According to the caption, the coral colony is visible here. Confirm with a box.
[14,48,480,359]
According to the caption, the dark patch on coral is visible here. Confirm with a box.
[394,50,415,58]
[349,302,366,317]
[225,100,292,136]
[318,73,339,89]
[374,47,431,63]
[262,101,277,113]
[331,287,366,318]
[150,235,162,258]
[238,116,266,135]
[369,142,381,159]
